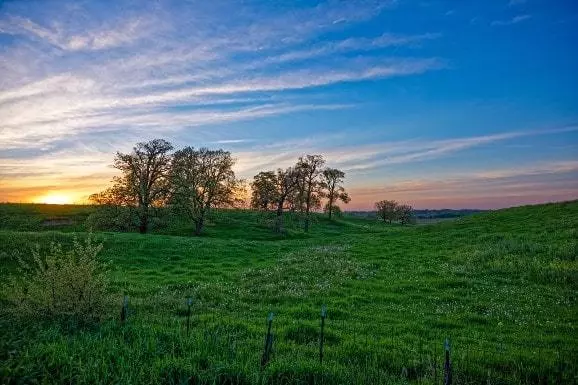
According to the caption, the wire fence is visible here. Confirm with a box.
[118,296,578,385]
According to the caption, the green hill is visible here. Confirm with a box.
[1,201,577,384]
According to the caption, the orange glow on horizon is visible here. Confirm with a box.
[33,193,76,205]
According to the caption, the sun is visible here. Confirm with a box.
[36,193,73,205]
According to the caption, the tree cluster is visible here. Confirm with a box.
[90,139,242,235]
[90,140,352,235]
[250,155,350,233]
[375,200,414,225]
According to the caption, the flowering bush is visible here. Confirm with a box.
[4,234,109,324]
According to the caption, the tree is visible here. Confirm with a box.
[274,167,302,233]
[395,204,414,225]
[89,184,136,207]
[250,171,278,210]
[250,167,297,233]
[320,168,350,220]
[323,203,343,217]
[170,147,238,236]
[90,139,173,233]
[375,200,415,225]
[296,154,325,232]
[375,200,398,223]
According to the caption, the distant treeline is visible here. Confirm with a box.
[89,139,430,236]
[89,139,352,235]
[345,209,485,220]
[413,209,485,218]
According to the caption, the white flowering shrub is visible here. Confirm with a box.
[4,234,109,324]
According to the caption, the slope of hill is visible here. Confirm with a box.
[1,201,576,384]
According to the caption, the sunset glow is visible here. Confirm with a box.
[0,0,577,208]
[34,193,74,205]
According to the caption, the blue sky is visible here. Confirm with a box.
[0,0,577,209]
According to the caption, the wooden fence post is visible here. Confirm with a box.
[186,297,192,336]
[261,312,274,368]
[120,295,128,323]
[320,304,327,364]
[444,338,452,385]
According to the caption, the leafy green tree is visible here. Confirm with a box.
[395,204,415,225]
[375,200,398,223]
[250,171,278,210]
[90,139,173,234]
[170,147,239,236]
[272,167,301,233]
[375,200,415,224]
[296,154,325,232]
[321,168,350,219]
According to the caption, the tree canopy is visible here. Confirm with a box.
[90,138,419,235]
[321,168,350,220]
[90,139,173,233]
[170,147,239,235]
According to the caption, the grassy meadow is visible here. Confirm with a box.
[1,201,577,384]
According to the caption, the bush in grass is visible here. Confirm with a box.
[85,205,139,232]
[4,234,110,324]
[324,203,343,218]
[86,205,171,232]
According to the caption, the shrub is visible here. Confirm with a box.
[85,205,139,232]
[86,205,171,232]
[3,234,110,324]
[323,203,343,217]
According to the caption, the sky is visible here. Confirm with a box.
[0,0,577,210]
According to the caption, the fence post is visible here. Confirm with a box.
[120,295,128,323]
[261,312,274,368]
[319,304,327,364]
[186,297,192,336]
[434,351,438,384]
[444,338,452,385]
[556,349,563,385]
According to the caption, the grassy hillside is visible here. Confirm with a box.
[1,201,577,384]
[0,203,95,232]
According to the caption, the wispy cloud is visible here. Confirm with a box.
[492,14,532,26]
[263,33,442,64]
[212,139,254,144]
[0,0,443,158]
[0,15,151,51]
[231,126,578,175]
[1,126,576,204]
[2,0,573,208]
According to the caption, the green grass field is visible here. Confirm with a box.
[1,201,577,384]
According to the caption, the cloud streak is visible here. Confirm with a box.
[1,126,576,205]
[231,126,578,175]
[0,0,443,154]
[0,15,152,51]
[492,14,532,26]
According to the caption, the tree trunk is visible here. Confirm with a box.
[328,196,334,220]
[139,209,148,234]
[275,199,284,233]
[194,214,205,236]
[304,197,311,233]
